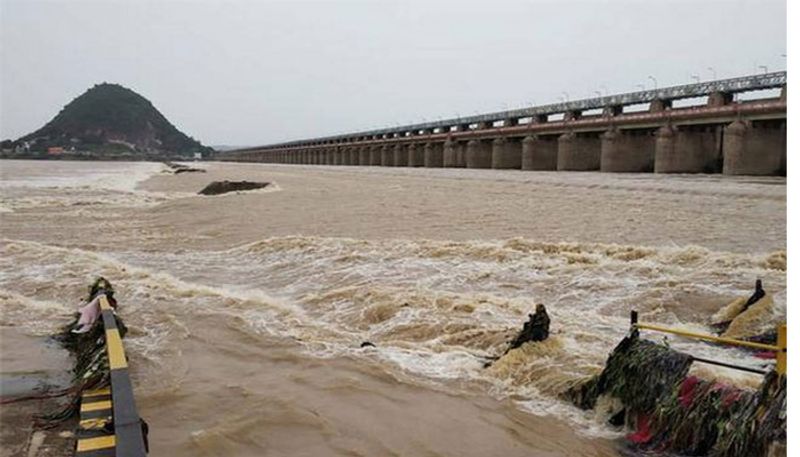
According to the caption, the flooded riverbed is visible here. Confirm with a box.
[0,160,786,456]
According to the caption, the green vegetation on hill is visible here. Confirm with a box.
[12,83,213,157]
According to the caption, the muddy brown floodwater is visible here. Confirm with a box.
[0,160,786,456]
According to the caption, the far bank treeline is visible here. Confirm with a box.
[1,83,216,161]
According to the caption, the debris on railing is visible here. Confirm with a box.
[565,331,786,456]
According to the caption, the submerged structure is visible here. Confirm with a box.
[566,311,786,456]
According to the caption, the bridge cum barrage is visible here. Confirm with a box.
[219,72,787,176]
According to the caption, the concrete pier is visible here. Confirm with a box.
[557,132,601,171]
[467,140,492,168]
[424,142,444,167]
[654,126,720,173]
[722,120,786,175]
[381,145,393,166]
[408,144,424,167]
[349,147,359,165]
[358,146,370,165]
[369,146,381,165]
[394,144,408,167]
[521,135,558,170]
[491,137,522,169]
[600,128,655,172]
[456,142,468,168]
[443,139,458,167]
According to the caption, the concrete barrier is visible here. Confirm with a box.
[654,126,720,173]
[601,128,655,172]
[521,135,557,170]
[408,144,425,167]
[723,121,786,175]
[557,132,601,171]
[394,144,408,167]
[491,137,522,169]
[467,140,492,168]
[424,142,444,167]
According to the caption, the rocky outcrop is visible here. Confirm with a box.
[198,181,270,195]
[164,162,205,174]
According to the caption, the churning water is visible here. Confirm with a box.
[0,160,786,456]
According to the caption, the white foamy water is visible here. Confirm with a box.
[0,159,164,191]
[0,160,190,212]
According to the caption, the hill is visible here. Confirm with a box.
[9,83,213,159]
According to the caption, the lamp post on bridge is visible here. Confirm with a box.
[648,76,657,90]
[707,66,717,80]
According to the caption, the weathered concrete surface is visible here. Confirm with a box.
[381,145,393,166]
[443,140,458,167]
[358,146,370,166]
[600,129,655,172]
[557,132,601,171]
[408,144,425,167]
[521,135,558,170]
[467,140,492,168]
[424,142,444,167]
[708,91,733,107]
[394,144,408,167]
[349,147,359,165]
[369,146,382,166]
[491,137,522,169]
[723,121,786,175]
[456,142,468,168]
[655,126,720,173]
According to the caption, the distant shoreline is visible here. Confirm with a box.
[0,153,203,162]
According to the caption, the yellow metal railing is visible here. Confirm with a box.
[630,310,786,376]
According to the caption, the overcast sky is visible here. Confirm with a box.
[0,0,786,147]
